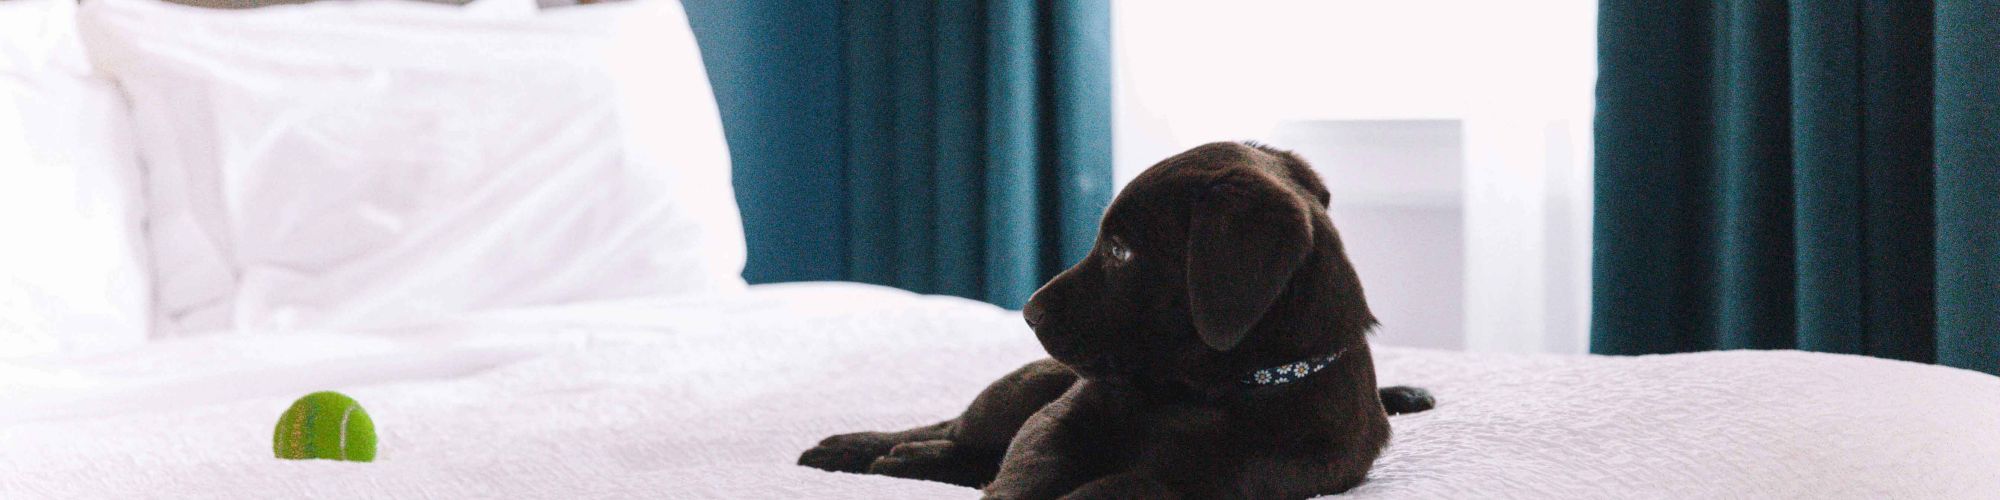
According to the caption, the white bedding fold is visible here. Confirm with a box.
[2,283,1996,499]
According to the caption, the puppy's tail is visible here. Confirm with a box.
[1378,386,1435,415]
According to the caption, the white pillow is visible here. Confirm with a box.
[79,0,747,336]
[0,0,151,358]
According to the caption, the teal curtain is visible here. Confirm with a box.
[684,1,1111,309]
[1594,1,2000,375]
[843,0,1111,308]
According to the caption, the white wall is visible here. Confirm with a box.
[1113,0,1597,353]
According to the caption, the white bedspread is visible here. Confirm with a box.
[3,283,1996,499]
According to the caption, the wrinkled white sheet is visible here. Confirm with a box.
[2,283,1996,499]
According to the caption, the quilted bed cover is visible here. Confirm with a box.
[3,283,1996,499]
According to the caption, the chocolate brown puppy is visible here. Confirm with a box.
[799,141,1433,499]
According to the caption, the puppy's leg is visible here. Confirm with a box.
[949,358,1078,450]
[798,420,953,474]
[867,439,1001,488]
[799,358,1076,483]
[984,382,1125,500]
[868,358,1077,487]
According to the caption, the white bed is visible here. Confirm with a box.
[4,282,1997,499]
[7,0,1999,497]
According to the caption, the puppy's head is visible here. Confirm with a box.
[1022,141,1376,392]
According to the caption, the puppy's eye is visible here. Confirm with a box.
[1106,240,1134,263]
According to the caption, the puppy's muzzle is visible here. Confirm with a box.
[1022,302,1078,359]
[1022,302,1047,329]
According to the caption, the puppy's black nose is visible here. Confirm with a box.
[1023,302,1046,328]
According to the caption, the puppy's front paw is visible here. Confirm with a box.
[798,432,899,473]
[868,439,997,488]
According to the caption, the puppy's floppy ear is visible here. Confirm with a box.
[1186,172,1314,351]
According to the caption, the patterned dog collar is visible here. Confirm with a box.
[1242,350,1346,386]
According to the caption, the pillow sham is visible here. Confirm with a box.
[0,0,151,357]
[79,0,746,335]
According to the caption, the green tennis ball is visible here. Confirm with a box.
[273,391,376,462]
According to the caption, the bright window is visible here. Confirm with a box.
[1114,0,1598,353]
